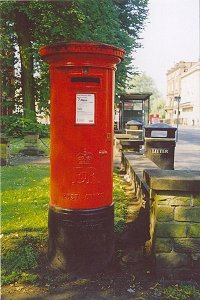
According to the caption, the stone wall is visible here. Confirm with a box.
[122,152,200,280]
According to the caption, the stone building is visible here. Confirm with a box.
[165,60,200,126]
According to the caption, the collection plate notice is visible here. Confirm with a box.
[76,94,95,124]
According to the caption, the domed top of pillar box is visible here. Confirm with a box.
[39,41,125,69]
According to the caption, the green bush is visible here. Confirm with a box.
[2,115,49,137]
[154,284,200,300]
[163,284,200,300]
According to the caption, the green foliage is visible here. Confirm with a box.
[2,235,43,285]
[127,72,160,96]
[163,284,200,300]
[2,115,49,137]
[2,245,37,283]
[153,284,200,300]
[113,171,129,233]
[0,0,149,120]
[150,98,166,119]
[126,72,166,118]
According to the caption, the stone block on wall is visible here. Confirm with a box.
[123,154,200,280]
[173,238,200,253]
[155,223,187,238]
[155,194,191,206]
[154,238,173,253]
[156,206,174,221]
[187,224,200,237]
[193,196,200,206]
[174,207,200,222]
[156,252,190,269]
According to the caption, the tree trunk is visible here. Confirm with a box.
[14,10,36,120]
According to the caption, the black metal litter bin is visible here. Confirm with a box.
[125,120,143,140]
[123,120,143,151]
[144,123,177,170]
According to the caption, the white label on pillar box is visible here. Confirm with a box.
[76,94,95,124]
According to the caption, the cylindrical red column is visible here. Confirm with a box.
[40,42,125,274]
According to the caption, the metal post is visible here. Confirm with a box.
[148,97,150,124]
[174,96,181,142]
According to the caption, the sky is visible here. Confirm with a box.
[132,0,200,96]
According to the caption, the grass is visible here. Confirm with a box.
[1,164,128,285]
[1,234,43,285]
[1,164,50,285]
[2,164,200,300]
[1,165,50,234]
[113,169,128,233]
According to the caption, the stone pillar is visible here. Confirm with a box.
[22,132,41,156]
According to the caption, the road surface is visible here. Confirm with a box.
[174,126,200,170]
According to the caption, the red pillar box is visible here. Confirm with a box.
[39,42,125,274]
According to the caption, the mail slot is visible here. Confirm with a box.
[39,42,125,274]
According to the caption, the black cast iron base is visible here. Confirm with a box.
[48,204,114,275]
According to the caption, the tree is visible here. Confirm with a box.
[0,0,149,133]
[14,8,35,120]
[127,72,166,118]
[0,14,16,118]
[1,1,80,121]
